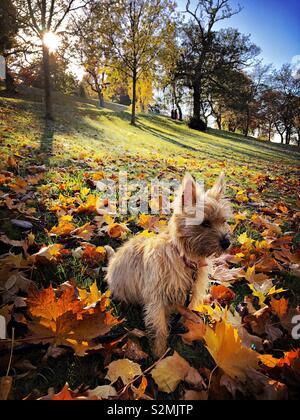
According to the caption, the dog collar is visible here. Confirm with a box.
[173,245,208,272]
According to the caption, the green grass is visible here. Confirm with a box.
[1,87,299,169]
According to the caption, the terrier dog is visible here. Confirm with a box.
[106,173,232,357]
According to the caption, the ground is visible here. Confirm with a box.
[0,89,299,400]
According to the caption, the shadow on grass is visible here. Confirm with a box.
[137,120,200,153]
[209,128,300,156]
[39,120,55,165]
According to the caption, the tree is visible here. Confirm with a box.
[158,21,185,121]
[240,64,271,137]
[176,1,260,131]
[0,0,18,92]
[106,0,176,125]
[18,49,79,95]
[272,65,300,145]
[70,1,112,107]
[259,89,279,141]
[15,0,90,119]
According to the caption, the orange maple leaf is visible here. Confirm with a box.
[211,285,236,305]
[26,285,120,356]
[270,297,289,319]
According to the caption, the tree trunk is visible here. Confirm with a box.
[178,107,183,122]
[4,63,16,94]
[193,81,201,122]
[285,128,291,145]
[268,122,272,142]
[216,114,222,130]
[131,70,137,126]
[244,108,250,137]
[98,90,104,108]
[42,44,53,120]
[172,83,183,122]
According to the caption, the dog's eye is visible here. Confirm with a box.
[202,220,211,228]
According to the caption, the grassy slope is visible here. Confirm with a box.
[0,89,300,397]
[1,89,300,169]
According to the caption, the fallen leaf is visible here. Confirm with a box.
[151,352,191,393]
[270,297,289,319]
[211,285,236,305]
[108,223,129,239]
[203,320,259,382]
[106,359,142,385]
[87,385,117,400]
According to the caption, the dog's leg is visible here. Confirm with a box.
[144,302,169,358]
[189,266,209,310]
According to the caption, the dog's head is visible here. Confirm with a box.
[169,173,232,260]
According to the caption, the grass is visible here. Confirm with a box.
[0,88,300,399]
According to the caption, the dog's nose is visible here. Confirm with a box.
[220,237,231,250]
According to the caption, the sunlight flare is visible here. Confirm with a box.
[43,32,60,53]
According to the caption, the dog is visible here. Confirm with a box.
[106,173,232,357]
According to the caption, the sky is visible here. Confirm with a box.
[177,0,300,70]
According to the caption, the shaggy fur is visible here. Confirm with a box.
[106,173,232,357]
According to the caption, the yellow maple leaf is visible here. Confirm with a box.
[76,195,98,214]
[236,191,249,203]
[32,244,65,261]
[151,352,191,393]
[78,282,110,308]
[50,217,75,236]
[238,232,254,248]
[80,187,90,197]
[267,285,287,296]
[106,359,142,385]
[248,284,266,307]
[203,320,259,382]
[137,229,156,238]
[249,284,287,307]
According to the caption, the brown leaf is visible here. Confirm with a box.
[183,390,208,400]
[121,339,149,362]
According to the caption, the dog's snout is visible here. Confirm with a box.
[220,237,231,250]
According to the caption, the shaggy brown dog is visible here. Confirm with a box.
[106,173,232,356]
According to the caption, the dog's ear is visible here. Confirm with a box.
[207,172,226,200]
[174,173,200,213]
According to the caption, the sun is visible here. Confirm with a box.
[43,32,60,53]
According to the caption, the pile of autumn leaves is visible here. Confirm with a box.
[0,157,300,400]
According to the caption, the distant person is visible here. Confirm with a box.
[174,109,178,120]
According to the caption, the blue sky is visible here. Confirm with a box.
[177,0,300,69]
